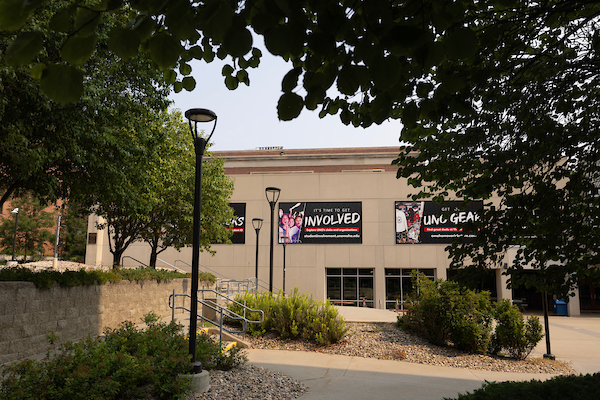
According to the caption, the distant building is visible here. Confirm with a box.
[86,147,588,315]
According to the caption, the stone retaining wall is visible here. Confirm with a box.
[0,279,209,365]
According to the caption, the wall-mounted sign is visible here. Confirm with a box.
[279,202,362,244]
[395,200,482,244]
[229,203,246,244]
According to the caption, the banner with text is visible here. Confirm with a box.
[395,201,482,244]
[229,203,246,244]
[279,202,362,244]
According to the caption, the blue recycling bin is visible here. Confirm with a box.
[553,299,568,316]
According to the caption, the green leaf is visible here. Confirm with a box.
[61,35,97,65]
[107,27,140,59]
[174,81,183,93]
[49,7,74,32]
[74,8,101,37]
[0,0,43,31]
[281,67,301,92]
[131,0,169,13]
[29,63,45,79]
[277,92,303,120]
[445,27,478,60]
[133,16,156,41]
[222,64,234,77]
[371,56,402,90]
[148,33,182,70]
[179,62,192,76]
[200,0,233,42]
[189,45,203,60]
[264,25,290,56]
[182,76,196,91]
[40,64,84,104]
[5,31,43,66]
[337,65,360,95]
[236,70,249,85]
[163,70,177,84]
[222,24,253,57]
[224,75,239,90]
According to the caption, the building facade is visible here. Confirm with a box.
[85,147,583,315]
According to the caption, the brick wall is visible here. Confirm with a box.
[0,279,210,365]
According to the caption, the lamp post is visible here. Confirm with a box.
[11,208,18,261]
[185,108,218,373]
[252,218,263,290]
[281,236,288,295]
[265,187,281,293]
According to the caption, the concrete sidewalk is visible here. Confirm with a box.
[247,308,600,400]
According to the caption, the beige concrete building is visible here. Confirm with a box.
[86,147,585,315]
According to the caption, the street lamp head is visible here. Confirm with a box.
[252,217,264,231]
[185,108,218,145]
[11,208,18,214]
[265,186,281,205]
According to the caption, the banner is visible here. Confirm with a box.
[279,202,362,244]
[229,203,245,244]
[395,201,482,244]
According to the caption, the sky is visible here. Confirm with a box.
[168,38,403,152]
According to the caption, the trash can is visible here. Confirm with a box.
[553,299,568,316]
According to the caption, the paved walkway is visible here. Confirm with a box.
[246,307,600,400]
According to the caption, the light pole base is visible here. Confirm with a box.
[543,353,556,360]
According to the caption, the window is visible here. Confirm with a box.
[326,268,374,307]
[385,268,435,310]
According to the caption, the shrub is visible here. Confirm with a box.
[400,272,494,354]
[194,333,248,370]
[0,266,212,289]
[229,287,348,346]
[443,373,600,400]
[0,312,245,399]
[490,299,543,360]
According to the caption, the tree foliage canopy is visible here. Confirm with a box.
[92,110,234,266]
[0,1,170,212]
[4,0,600,295]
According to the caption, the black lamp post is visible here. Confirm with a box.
[265,187,281,293]
[11,208,18,261]
[282,236,288,295]
[185,108,218,373]
[252,218,263,289]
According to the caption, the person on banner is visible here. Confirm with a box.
[279,214,291,243]
[290,214,303,243]
[396,204,408,243]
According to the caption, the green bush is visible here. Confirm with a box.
[0,266,214,289]
[229,288,348,345]
[490,299,543,360]
[0,313,246,399]
[400,272,494,354]
[444,373,600,400]
[194,333,248,370]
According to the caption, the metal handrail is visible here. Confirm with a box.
[174,260,231,280]
[121,256,147,268]
[169,288,264,341]
[157,258,186,273]
[173,259,284,295]
[216,279,255,295]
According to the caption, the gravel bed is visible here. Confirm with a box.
[244,322,575,374]
[187,364,307,400]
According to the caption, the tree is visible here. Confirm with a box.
[91,110,234,267]
[138,110,234,268]
[0,1,170,213]
[58,200,90,263]
[0,196,55,260]
[4,1,600,296]
[391,2,600,299]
